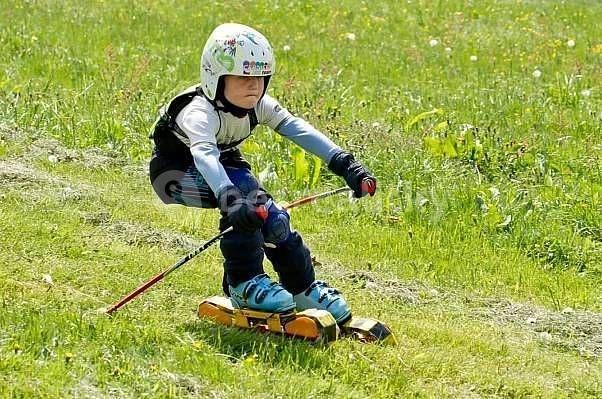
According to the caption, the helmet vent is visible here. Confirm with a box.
[251,51,254,56]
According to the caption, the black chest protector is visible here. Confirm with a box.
[150,85,258,164]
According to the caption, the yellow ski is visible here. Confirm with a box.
[198,296,396,345]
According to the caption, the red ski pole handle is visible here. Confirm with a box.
[361,178,377,197]
[255,205,268,221]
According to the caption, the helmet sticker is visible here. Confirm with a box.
[202,62,216,77]
[223,37,238,57]
[242,32,258,45]
[243,60,271,75]
[211,44,234,72]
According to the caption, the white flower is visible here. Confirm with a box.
[581,89,591,97]
[48,155,59,163]
[567,39,575,48]
[371,122,381,128]
[459,123,474,132]
[532,69,542,78]
[429,39,439,47]
[470,55,478,62]
[444,47,452,53]
[283,45,291,52]
[42,274,53,285]
[345,32,356,41]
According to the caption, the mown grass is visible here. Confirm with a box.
[1,0,601,397]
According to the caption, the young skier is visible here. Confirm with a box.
[149,23,376,324]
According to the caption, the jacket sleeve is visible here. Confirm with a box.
[256,95,342,163]
[176,100,233,196]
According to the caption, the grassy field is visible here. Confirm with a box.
[1,0,601,397]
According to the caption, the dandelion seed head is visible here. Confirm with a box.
[283,45,291,52]
[345,32,356,41]
[581,89,591,97]
[470,55,478,62]
[567,39,575,48]
[532,69,542,78]
[429,39,439,47]
[444,47,452,53]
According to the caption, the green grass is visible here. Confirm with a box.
[1,0,601,397]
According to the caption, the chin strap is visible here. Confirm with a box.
[216,94,253,118]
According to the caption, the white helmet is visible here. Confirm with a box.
[200,23,275,100]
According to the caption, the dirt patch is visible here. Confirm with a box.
[314,261,442,305]
[317,260,602,358]
[80,212,200,251]
[0,123,20,142]
[161,372,210,397]
[343,270,435,305]
[68,376,107,399]
[26,138,79,162]
[24,138,122,170]
[472,298,602,358]
[0,160,53,187]
[104,221,200,251]
[0,159,96,202]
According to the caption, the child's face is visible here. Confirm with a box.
[223,75,265,109]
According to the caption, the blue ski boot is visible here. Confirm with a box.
[229,273,295,313]
[293,280,352,324]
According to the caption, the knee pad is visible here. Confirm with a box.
[264,231,315,295]
[262,200,292,245]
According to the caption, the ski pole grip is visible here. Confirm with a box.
[361,178,377,196]
[255,205,268,221]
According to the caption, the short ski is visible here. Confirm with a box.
[198,296,396,345]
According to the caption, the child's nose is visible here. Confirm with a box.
[249,77,261,89]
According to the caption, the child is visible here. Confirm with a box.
[149,23,376,324]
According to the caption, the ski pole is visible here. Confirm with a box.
[105,185,354,315]
[283,186,349,208]
[282,178,375,208]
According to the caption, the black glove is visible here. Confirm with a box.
[328,151,377,198]
[217,185,266,233]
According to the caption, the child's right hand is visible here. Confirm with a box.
[328,151,377,198]
[217,185,266,233]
